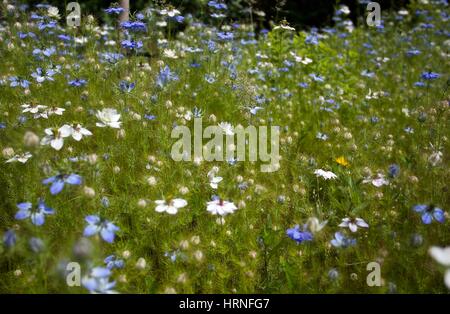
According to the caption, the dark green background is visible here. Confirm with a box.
[18,0,410,28]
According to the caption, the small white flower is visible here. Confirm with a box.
[209,176,223,189]
[47,6,60,19]
[160,8,180,17]
[46,106,66,116]
[290,52,313,65]
[207,166,222,189]
[314,169,337,180]
[218,122,234,135]
[163,49,178,59]
[71,123,93,141]
[428,151,443,166]
[273,24,295,31]
[21,103,48,119]
[155,198,187,215]
[306,217,328,233]
[40,126,72,150]
[339,217,369,233]
[206,199,237,216]
[363,173,389,187]
[6,152,32,164]
[96,108,122,129]
[338,5,351,15]
[429,246,450,289]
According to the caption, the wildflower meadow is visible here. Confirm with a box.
[0,0,449,294]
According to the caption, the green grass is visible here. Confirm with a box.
[0,1,449,293]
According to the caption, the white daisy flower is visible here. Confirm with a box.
[46,106,66,116]
[6,152,32,164]
[339,217,369,233]
[429,246,450,289]
[71,124,93,141]
[155,198,187,215]
[206,199,238,216]
[40,125,73,150]
[314,169,337,180]
[96,108,122,129]
[47,6,60,19]
[21,103,48,119]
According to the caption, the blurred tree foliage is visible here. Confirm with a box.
[20,0,410,29]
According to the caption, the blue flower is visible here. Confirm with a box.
[83,215,119,243]
[120,21,146,32]
[9,76,30,88]
[42,173,82,195]
[388,164,400,178]
[413,204,445,224]
[208,1,228,10]
[309,73,324,82]
[330,232,356,248]
[3,229,17,248]
[121,40,143,50]
[99,52,124,64]
[101,196,110,208]
[421,72,440,80]
[104,255,125,269]
[15,199,55,226]
[156,66,179,88]
[286,225,313,244]
[119,80,135,93]
[104,7,124,15]
[29,237,45,253]
[305,34,319,45]
[217,31,233,41]
[31,67,55,83]
[82,267,117,294]
[68,78,87,87]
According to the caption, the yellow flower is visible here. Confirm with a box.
[335,156,349,167]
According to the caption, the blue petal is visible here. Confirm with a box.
[31,212,45,226]
[82,277,98,291]
[42,176,56,185]
[335,232,344,242]
[17,202,32,211]
[331,239,340,247]
[421,212,432,224]
[65,174,82,185]
[104,255,115,263]
[433,209,445,223]
[83,225,100,237]
[100,228,115,243]
[43,206,55,215]
[106,222,119,232]
[85,215,100,224]
[50,179,65,195]
[15,209,31,220]
[413,205,427,213]
[91,267,111,278]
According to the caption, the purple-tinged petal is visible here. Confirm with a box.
[65,174,82,185]
[31,212,45,226]
[50,179,65,195]
[413,205,427,213]
[83,224,100,237]
[15,209,31,220]
[17,202,32,211]
[433,208,445,223]
[91,267,111,278]
[42,176,57,185]
[100,228,115,243]
[85,215,100,224]
[422,212,433,224]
